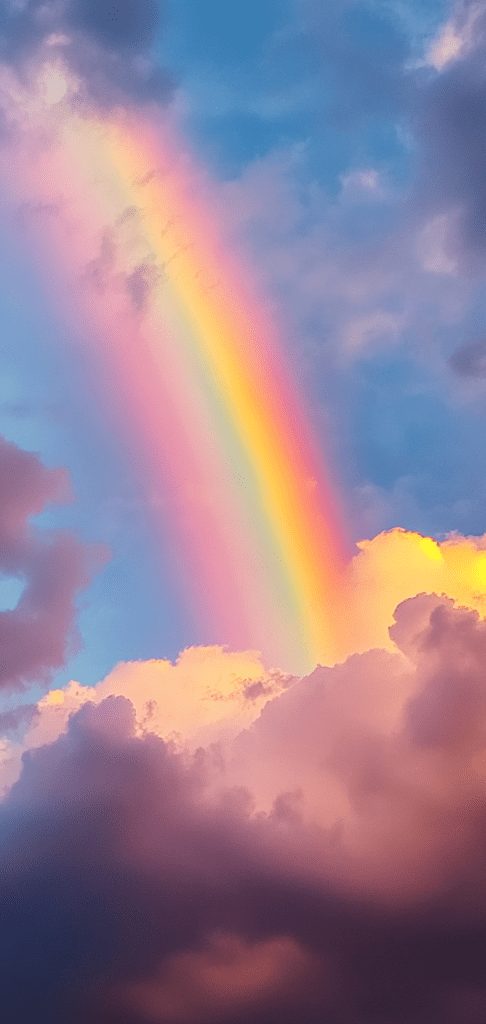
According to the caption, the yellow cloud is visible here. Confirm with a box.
[94,645,288,747]
[43,689,65,706]
[345,529,486,658]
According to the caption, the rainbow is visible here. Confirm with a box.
[1,91,348,673]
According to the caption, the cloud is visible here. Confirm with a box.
[0,436,108,690]
[402,2,486,267]
[0,703,39,734]
[449,337,486,376]
[0,694,329,1022]
[1,0,161,60]
[69,0,160,52]
[3,584,486,1020]
[346,528,486,654]
[112,931,319,1024]
[426,1,484,71]
[0,648,293,796]
[0,0,173,110]
[82,228,117,293]
[1,448,486,1020]
[229,589,486,863]
[79,222,164,316]
[6,524,486,767]
[125,261,163,312]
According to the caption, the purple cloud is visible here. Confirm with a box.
[0,436,108,690]
[0,0,174,110]
[449,337,486,376]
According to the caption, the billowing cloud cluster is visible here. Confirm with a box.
[2,439,486,1021]
[3,581,486,1022]
[0,436,107,691]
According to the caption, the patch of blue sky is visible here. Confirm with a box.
[161,0,288,67]
[0,576,24,613]
[348,353,486,535]
[156,0,445,191]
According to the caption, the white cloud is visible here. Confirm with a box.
[426,2,484,71]
[341,310,403,355]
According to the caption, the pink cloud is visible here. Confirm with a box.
[112,931,319,1024]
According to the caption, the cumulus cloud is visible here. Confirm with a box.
[226,590,486,899]
[346,528,486,654]
[6,524,486,758]
[0,436,108,690]
[1,446,486,1023]
[3,581,486,1021]
[24,648,290,751]
[1,693,347,1023]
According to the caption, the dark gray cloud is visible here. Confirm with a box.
[0,0,174,110]
[450,338,486,377]
[69,0,160,52]
[0,0,161,56]
[0,436,108,690]
[82,230,162,311]
[82,228,117,294]
[125,262,162,312]
[409,2,486,258]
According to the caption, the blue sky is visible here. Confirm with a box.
[2,0,486,694]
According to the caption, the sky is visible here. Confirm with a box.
[3,0,486,1020]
